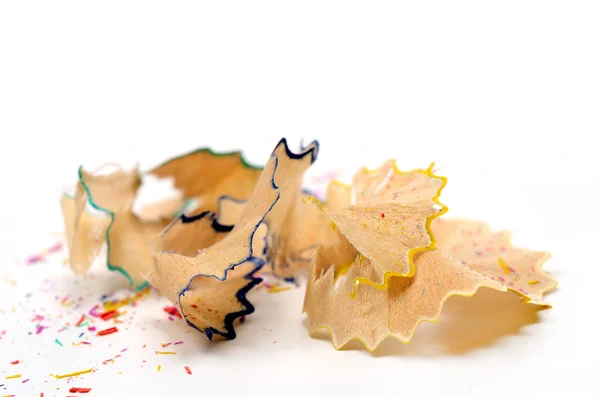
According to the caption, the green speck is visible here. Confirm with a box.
[436,281,440,286]
[416,224,422,229]
[421,287,425,296]
[55,338,63,347]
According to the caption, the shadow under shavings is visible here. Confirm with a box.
[308,287,547,357]
[56,268,132,297]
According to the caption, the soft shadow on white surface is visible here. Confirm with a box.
[307,287,551,357]
[52,266,555,359]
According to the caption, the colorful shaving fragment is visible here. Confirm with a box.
[75,315,86,327]
[97,327,118,336]
[102,287,151,311]
[498,257,512,275]
[266,284,292,293]
[55,368,94,379]
[184,366,192,375]
[69,387,92,393]
[163,306,182,318]
[100,310,118,321]
[25,241,63,264]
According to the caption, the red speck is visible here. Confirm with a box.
[163,306,182,319]
[97,327,118,336]
[100,310,117,321]
[10,360,19,364]
[184,366,192,375]
[75,315,86,327]
[69,387,92,393]
[273,341,277,344]
[381,213,385,218]
[40,393,44,397]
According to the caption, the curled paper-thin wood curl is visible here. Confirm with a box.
[306,160,448,293]
[62,166,169,289]
[303,165,556,352]
[148,138,319,340]
[62,148,265,288]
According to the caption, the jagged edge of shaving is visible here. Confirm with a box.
[168,210,266,341]
[438,217,557,306]
[306,280,507,353]
[173,160,278,341]
[77,166,151,290]
[306,226,555,352]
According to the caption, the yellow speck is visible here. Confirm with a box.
[156,351,177,355]
[5,374,21,379]
[498,258,511,275]
[268,286,292,294]
[118,372,123,374]
[157,365,162,372]
[528,280,539,285]
[54,368,93,379]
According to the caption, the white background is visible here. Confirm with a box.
[1,1,598,396]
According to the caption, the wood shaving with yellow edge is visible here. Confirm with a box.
[303,170,556,351]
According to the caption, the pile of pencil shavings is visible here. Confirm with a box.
[61,138,556,351]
